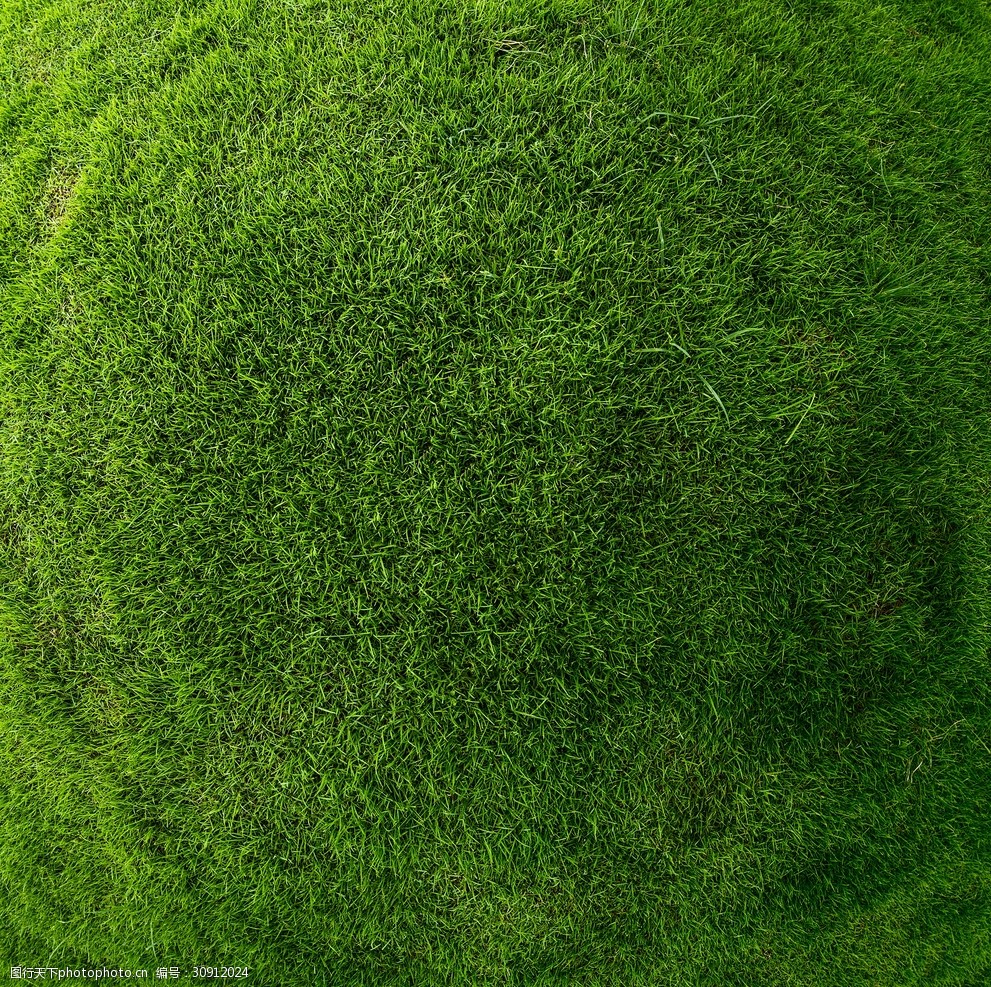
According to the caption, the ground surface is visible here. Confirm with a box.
[1,0,990,983]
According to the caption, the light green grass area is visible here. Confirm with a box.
[2,0,990,983]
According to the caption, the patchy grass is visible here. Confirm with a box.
[1,0,990,983]
[41,164,77,228]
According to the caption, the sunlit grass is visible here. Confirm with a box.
[1,0,990,983]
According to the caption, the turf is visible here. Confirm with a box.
[1,0,990,983]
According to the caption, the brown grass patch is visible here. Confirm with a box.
[44,167,79,229]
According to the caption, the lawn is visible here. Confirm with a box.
[1,0,990,983]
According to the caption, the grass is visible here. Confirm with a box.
[1,0,990,983]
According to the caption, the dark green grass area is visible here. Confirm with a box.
[2,0,991,982]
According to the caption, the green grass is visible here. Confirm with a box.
[2,0,990,982]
